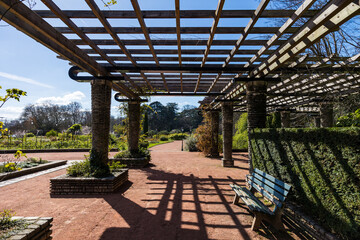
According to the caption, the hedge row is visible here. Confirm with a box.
[249,127,360,240]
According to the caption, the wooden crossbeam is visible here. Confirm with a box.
[81,49,275,55]
[175,0,183,93]
[195,0,225,93]
[55,26,300,34]
[130,0,169,93]
[71,39,287,46]
[34,9,319,19]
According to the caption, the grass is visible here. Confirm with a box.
[148,140,173,148]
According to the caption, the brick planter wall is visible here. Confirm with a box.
[50,169,128,195]
[110,157,150,168]
[1,217,53,240]
[0,160,67,182]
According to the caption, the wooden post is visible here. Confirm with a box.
[128,101,141,154]
[210,111,219,157]
[246,81,267,173]
[90,79,112,176]
[320,103,334,127]
[314,116,321,128]
[280,111,290,128]
[221,102,233,167]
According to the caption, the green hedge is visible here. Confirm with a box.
[250,127,360,240]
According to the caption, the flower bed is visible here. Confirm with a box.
[0,217,53,240]
[0,160,67,182]
[50,169,128,195]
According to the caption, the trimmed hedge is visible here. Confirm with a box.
[250,127,360,240]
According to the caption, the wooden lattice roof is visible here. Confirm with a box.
[1,0,359,110]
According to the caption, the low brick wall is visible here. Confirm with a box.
[0,160,67,182]
[50,169,128,195]
[3,217,53,240]
[110,157,150,168]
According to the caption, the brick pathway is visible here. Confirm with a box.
[0,141,301,240]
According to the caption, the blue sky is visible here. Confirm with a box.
[0,0,261,120]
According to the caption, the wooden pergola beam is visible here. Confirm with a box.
[55,26,300,34]
[71,39,287,46]
[175,0,183,93]
[195,0,225,93]
[34,9,320,19]
[130,0,169,93]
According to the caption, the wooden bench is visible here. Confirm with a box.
[230,168,291,231]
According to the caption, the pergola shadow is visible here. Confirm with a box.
[95,168,305,239]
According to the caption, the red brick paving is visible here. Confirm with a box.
[0,141,299,240]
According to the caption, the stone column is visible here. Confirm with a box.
[320,103,334,127]
[246,81,267,129]
[91,80,112,174]
[128,101,141,154]
[246,81,267,173]
[280,111,291,128]
[210,111,219,157]
[221,102,233,167]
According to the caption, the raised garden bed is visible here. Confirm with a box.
[110,156,150,168]
[0,160,67,182]
[50,169,128,195]
[0,217,53,240]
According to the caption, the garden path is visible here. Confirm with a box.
[0,141,304,240]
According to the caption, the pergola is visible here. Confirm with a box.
[1,0,359,167]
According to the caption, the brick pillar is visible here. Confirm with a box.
[246,81,267,173]
[221,102,233,167]
[210,111,219,157]
[128,101,141,154]
[91,80,112,176]
[320,103,334,127]
[280,111,291,128]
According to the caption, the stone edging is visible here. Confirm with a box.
[50,169,129,195]
[0,148,118,154]
[0,160,67,182]
[284,202,339,240]
[2,217,53,240]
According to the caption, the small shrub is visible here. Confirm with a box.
[0,209,17,230]
[147,130,156,137]
[66,159,91,177]
[184,134,198,152]
[336,108,360,127]
[139,140,149,149]
[158,130,169,135]
[114,147,150,159]
[170,129,181,134]
[195,112,211,155]
[159,136,168,141]
[45,129,58,137]
[25,133,35,137]
[169,133,188,140]
[108,161,127,172]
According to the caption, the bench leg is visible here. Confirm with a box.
[251,213,263,231]
[272,213,285,231]
[233,194,240,205]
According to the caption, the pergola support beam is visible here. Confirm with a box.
[210,111,220,157]
[128,101,141,154]
[320,103,334,127]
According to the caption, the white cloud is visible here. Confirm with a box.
[0,106,24,120]
[0,72,54,89]
[36,91,86,105]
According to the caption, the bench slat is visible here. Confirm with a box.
[254,169,291,191]
[230,184,274,216]
[252,173,289,199]
[247,177,283,208]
